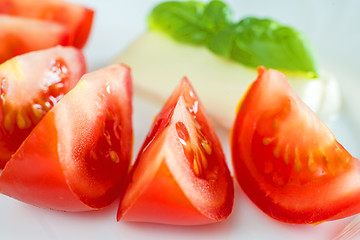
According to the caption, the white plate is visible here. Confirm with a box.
[1,0,360,239]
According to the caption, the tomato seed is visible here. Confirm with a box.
[31,104,44,119]
[273,145,280,158]
[201,140,212,155]
[262,137,271,145]
[307,153,317,172]
[199,150,208,171]
[43,101,52,110]
[109,151,120,163]
[193,157,201,177]
[16,110,31,129]
[294,148,302,172]
[272,119,279,130]
[3,112,14,133]
[175,121,190,143]
[283,145,290,165]
[192,148,208,178]
[197,149,208,170]
[184,145,195,164]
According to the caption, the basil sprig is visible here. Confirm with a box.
[148,0,318,77]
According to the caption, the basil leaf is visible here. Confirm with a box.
[202,1,234,56]
[201,0,232,33]
[231,17,318,76]
[207,28,235,56]
[148,1,208,45]
[148,1,318,77]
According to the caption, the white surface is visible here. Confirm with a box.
[1,0,360,239]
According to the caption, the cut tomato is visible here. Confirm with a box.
[0,14,71,63]
[231,66,360,224]
[0,0,94,48]
[0,45,85,169]
[0,64,133,211]
[118,78,233,225]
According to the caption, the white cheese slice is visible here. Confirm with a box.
[115,31,341,129]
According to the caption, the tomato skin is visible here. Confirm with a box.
[0,46,85,169]
[0,15,71,63]
[118,78,233,225]
[0,64,133,211]
[0,0,94,48]
[0,112,88,211]
[231,66,360,224]
[120,149,214,225]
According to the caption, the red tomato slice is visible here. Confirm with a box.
[0,0,94,48]
[0,64,133,211]
[231,66,360,224]
[0,14,71,63]
[118,78,233,225]
[0,45,85,169]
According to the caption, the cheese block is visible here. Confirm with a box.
[115,31,341,129]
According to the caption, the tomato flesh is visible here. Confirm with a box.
[0,64,133,211]
[0,14,70,63]
[231,66,360,224]
[118,78,233,225]
[0,0,94,48]
[0,46,85,169]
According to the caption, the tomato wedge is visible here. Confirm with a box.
[0,14,71,63]
[0,64,132,211]
[118,78,233,225]
[0,0,94,48]
[231,66,360,224]
[0,45,85,169]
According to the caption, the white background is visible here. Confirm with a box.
[1,0,360,239]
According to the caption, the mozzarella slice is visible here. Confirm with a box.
[115,31,341,129]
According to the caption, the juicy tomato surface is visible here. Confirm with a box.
[231,66,360,224]
[0,0,94,48]
[0,64,133,211]
[118,78,234,225]
[0,14,70,63]
[0,45,85,169]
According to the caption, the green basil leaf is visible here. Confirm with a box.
[202,0,234,56]
[148,1,208,45]
[207,28,235,56]
[202,0,232,33]
[231,17,318,76]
